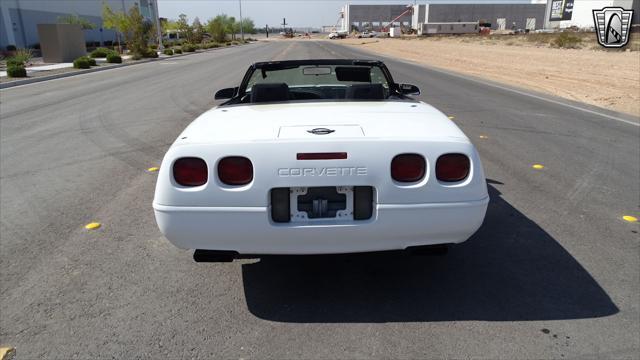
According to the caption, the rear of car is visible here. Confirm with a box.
[152,60,489,256]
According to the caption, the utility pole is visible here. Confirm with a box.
[282,18,287,33]
[265,24,269,38]
[151,0,163,50]
[239,0,244,41]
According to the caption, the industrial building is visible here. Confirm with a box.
[338,0,639,33]
[0,0,160,49]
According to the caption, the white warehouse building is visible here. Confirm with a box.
[0,0,161,49]
[339,0,638,33]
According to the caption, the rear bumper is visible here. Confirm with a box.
[153,196,489,254]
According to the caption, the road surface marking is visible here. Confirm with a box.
[532,164,545,170]
[622,215,638,223]
[479,135,488,139]
[147,167,159,172]
[448,115,455,120]
[0,347,15,360]
[85,222,101,230]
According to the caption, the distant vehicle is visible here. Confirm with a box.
[328,31,347,39]
[357,31,377,38]
[153,59,489,261]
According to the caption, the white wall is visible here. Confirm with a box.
[546,0,633,29]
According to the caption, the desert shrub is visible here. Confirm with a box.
[149,44,157,50]
[6,64,27,77]
[173,48,182,54]
[131,53,143,60]
[143,48,158,58]
[6,48,32,67]
[163,48,173,55]
[73,56,91,69]
[225,42,232,46]
[90,47,114,58]
[552,32,582,49]
[106,53,122,63]
[182,43,196,52]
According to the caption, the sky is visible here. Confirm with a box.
[157,0,539,29]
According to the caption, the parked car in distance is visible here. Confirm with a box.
[357,31,377,38]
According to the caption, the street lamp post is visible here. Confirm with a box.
[239,0,244,41]
[151,0,164,51]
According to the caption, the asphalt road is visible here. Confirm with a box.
[1,40,638,359]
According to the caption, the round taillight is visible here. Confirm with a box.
[218,156,253,185]
[391,154,426,182]
[436,153,470,182]
[173,157,208,186]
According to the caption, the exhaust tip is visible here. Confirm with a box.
[193,249,238,263]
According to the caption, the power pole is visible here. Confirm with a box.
[239,0,244,41]
[152,0,164,51]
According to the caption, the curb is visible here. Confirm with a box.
[0,43,252,90]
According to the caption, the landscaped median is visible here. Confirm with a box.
[0,39,257,89]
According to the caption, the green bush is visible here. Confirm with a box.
[106,53,122,63]
[182,44,196,52]
[149,44,158,50]
[90,47,114,58]
[87,57,97,66]
[225,42,232,46]
[173,48,182,54]
[73,57,91,69]
[6,48,32,67]
[231,41,240,45]
[552,32,582,49]
[143,48,158,58]
[6,64,27,77]
[163,48,174,55]
[131,53,143,60]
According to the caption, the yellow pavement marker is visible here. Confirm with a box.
[448,115,455,120]
[532,164,545,170]
[147,167,159,172]
[85,222,101,230]
[0,347,16,360]
[622,215,638,223]
[479,135,488,139]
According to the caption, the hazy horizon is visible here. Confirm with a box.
[157,0,539,28]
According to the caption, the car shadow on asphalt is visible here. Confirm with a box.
[241,184,619,322]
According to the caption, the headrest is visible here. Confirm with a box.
[251,83,290,103]
[345,83,384,100]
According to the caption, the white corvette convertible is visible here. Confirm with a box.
[153,59,489,261]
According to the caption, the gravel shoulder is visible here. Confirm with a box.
[338,36,640,117]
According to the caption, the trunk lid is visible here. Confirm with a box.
[175,101,468,145]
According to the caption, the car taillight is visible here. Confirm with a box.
[173,157,208,186]
[391,154,426,182]
[436,153,470,182]
[218,156,253,185]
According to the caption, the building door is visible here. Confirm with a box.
[526,18,536,31]
[497,18,506,30]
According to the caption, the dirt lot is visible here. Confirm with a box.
[339,34,640,116]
